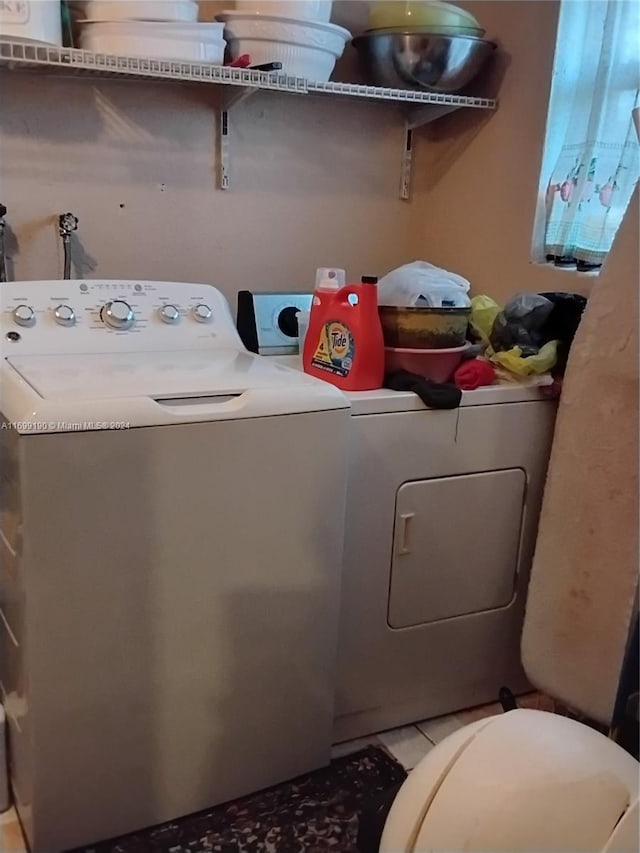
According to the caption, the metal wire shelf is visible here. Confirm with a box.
[0,38,496,197]
[0,39,496,110]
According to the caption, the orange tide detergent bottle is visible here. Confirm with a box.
[303,274,385,391]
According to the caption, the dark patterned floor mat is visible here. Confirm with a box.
[76,746,406,853]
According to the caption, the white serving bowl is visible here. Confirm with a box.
[78,1,199,22]
[232,0,333,24]
[217,11,350,55]
[79,21,226,61]
[228,38,337,78]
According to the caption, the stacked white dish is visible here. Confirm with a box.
[78,1,199,22]
[217,1,350,81]
[75,1,226,62]
[0,0,62,46]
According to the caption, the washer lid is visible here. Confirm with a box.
[7,350,331,399]
[2,350,348,432]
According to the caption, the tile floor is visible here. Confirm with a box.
[0,694,545,852]
[330,698,516,772]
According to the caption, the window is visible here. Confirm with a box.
[533,0,640,271]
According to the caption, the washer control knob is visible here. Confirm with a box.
[159,304,180,324]
[54,304,76,327]
[193,303,213,323]
[13,305,36,327]
[101,300,134,330]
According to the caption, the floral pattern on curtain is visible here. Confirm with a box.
[535,0,640,269]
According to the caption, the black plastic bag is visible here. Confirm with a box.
[490,293,555,356]
[538,292,588,373]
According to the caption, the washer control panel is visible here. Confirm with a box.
[0,280,240,355]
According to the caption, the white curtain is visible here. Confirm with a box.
[533,0,640,267]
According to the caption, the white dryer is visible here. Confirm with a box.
[237,291,557,743]
[333,383,556,741]
[0,280,349,852]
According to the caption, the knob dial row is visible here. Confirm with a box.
[13,304,76,328]
[10,302,214,330]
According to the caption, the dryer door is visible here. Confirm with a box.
[388,469,526,628]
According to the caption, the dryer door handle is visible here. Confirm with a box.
[396,512,415,556]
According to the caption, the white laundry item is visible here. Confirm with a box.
[377,261,471,308]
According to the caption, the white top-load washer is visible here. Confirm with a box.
[237,291,558,742]
[0,280,349,852]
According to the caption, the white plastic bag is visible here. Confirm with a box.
[378,261,471,308]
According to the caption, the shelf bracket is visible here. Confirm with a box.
[217,87,257,191]
[218,109,230,191]
[400,102,469,199]
[407,103,466,130]
[399,121,413,201]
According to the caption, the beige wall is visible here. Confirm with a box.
[0,0,590,304]
[0,1,420,303]
[0,76,419,302]
[413,0,595,301]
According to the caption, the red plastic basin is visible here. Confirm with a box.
[385,342,471,383]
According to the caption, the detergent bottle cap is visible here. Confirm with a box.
[361,275,378,284]
[315,267,345,290]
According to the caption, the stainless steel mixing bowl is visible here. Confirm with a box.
[351,31,496,93]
